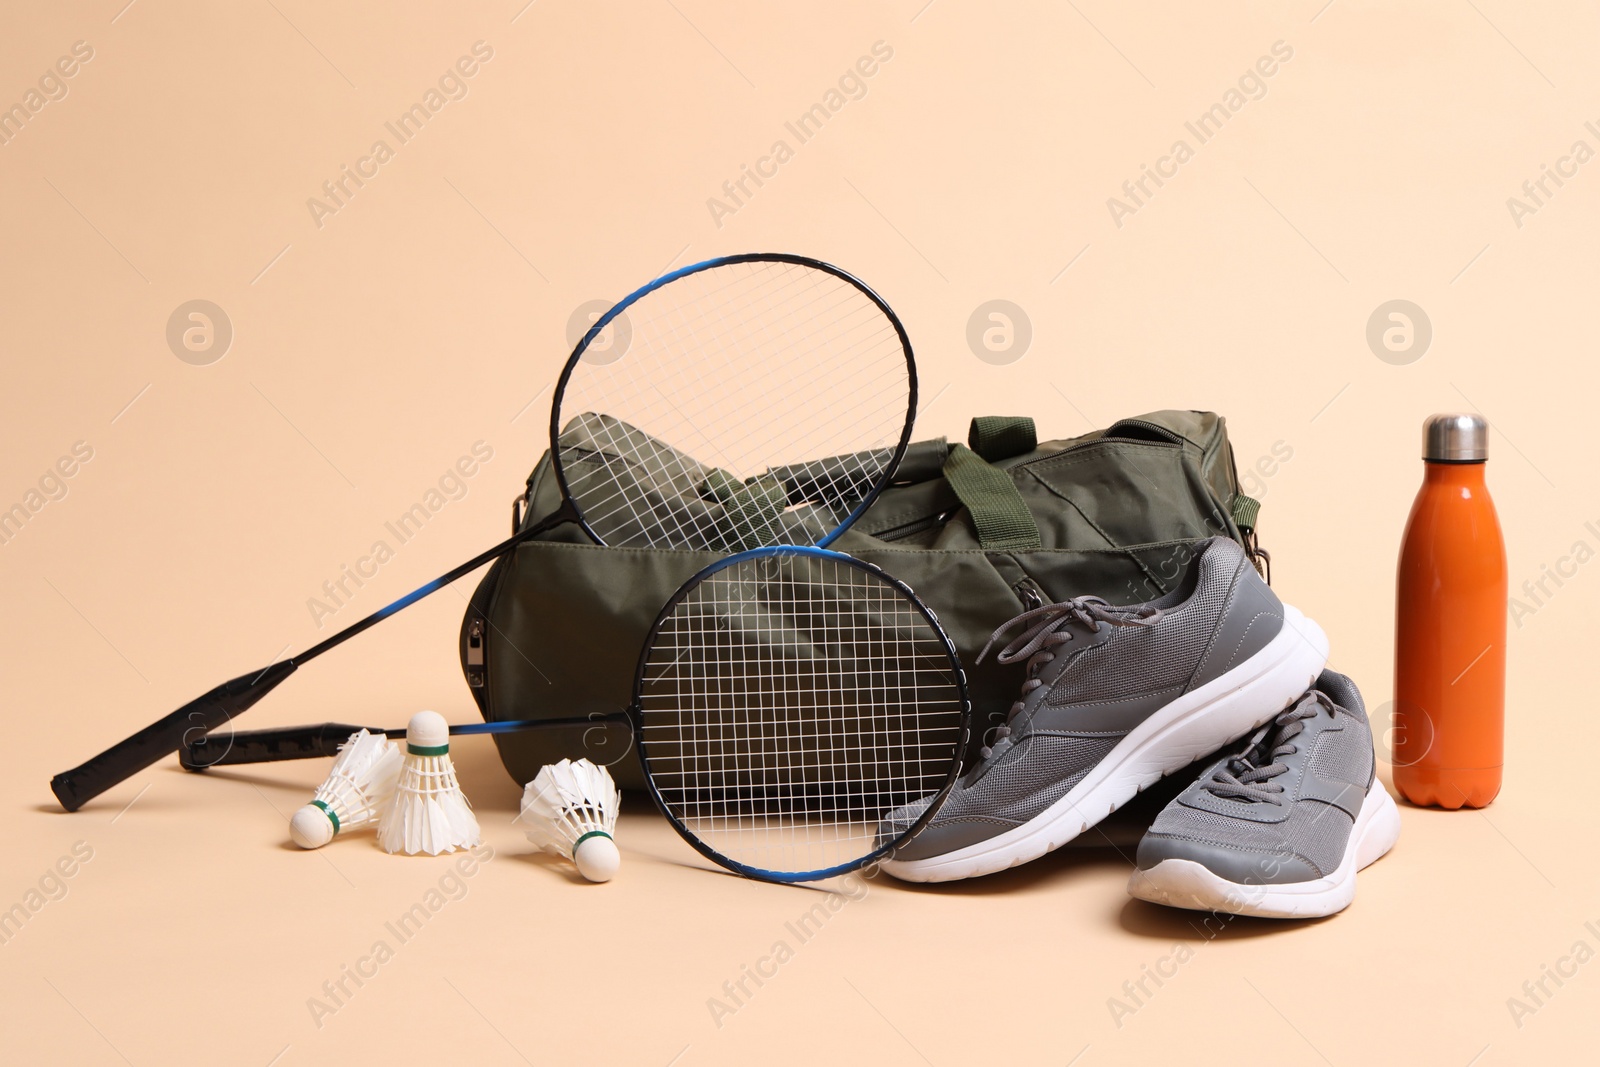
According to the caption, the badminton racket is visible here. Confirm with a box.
[52,254,917,812]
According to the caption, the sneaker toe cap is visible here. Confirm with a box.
[885,815,1020,862]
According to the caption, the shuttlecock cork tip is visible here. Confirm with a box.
[406,710,449,753]
[290,804,336,849]
[574,833,621,882]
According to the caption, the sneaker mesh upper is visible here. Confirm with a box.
[1307,727,1372,787]
[1044,543,1242,707]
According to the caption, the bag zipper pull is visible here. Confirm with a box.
[466,617,486,688]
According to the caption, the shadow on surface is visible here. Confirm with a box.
[1117,897,1329,940]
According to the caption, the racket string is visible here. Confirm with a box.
[566,335,902,545]
[556,258,911,552]
[639,554,964,876]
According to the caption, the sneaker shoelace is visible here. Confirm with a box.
[1200,692,1337,805]
[974,597,1162,759]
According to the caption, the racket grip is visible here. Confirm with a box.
[50,661,297,812]
[180,722,375,770]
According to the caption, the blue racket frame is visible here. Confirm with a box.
[550,252,918,551]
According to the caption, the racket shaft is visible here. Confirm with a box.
[179,720,372,769]
[296,514,567,662]
[177,715,633,767]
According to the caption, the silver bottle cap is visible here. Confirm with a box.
[1423,413,1488,462]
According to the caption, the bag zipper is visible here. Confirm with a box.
[1009,420,1185,477]
[1013,577,1045,610]
[872,506,958,543]
[1102,418,1187,445]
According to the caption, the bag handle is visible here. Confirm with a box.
[702,470,790,550]
[942,443,1042,551]
[967,415,1037,462]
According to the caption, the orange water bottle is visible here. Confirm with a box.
[1393,413,1506,808]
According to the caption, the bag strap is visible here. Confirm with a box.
[1229,493,1260,533]
[1230,492,1272,584]
[942,444,1042,551]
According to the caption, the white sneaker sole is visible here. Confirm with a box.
[881,604,1329,883]
[1126,782,1401,919]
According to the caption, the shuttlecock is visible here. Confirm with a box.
[376,711,481,856]
[289,729,402,849]
[520,759,621,882]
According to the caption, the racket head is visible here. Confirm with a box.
[550,254,916,552]
[632,546,970,883]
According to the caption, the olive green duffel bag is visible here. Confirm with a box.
[460,410,1269,790]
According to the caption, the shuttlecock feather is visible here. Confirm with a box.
[520,759,621,882]
[377,711,481,855]
[289,730,402,849]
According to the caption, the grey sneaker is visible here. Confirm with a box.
[879,537,1328,883]
[1128,670,1401,918]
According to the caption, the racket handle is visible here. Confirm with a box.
[179,722,378,770]
[50,661,297,812]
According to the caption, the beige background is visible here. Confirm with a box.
[3,1,1596,1063]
